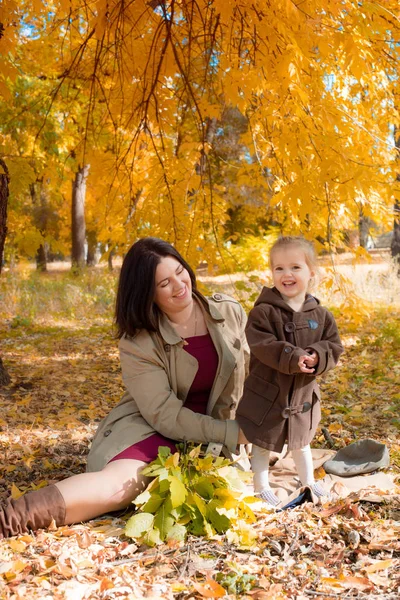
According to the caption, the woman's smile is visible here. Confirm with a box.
[154,255,193,316]
[174,287,188,298]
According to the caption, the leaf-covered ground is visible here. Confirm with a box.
[0,268,399,599]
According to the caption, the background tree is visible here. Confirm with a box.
[71,164,90,269]
[0,159,10,385]
[392,129,400,274]
[0,159,9,273]
[1,1,399,268]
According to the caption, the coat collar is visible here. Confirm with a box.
[255,286,320,312]
[157,291,225,345]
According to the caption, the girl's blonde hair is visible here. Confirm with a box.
[269,236,318,271]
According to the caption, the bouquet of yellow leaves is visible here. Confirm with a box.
[125,444,258,547]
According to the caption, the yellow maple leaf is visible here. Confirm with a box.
[11,483,24,500]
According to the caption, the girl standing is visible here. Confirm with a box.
[237,236,343,506]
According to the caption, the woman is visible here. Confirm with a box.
[0,237,249,538]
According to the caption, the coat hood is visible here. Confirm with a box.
[255,286,320,312]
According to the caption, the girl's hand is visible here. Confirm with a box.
[304,350,318,367]
[298,353,316,373]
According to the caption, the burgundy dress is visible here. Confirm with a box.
[109,333,219,463]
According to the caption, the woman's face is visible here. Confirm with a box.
[154,255,193,316]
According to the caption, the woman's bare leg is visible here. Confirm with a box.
[55,459,148,524]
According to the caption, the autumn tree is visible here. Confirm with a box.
[392,130,400,274]
[1,1,400,267]
[71,165,90,268]
[0,159,10,385]
[0,158,9,273]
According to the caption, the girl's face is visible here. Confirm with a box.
[154,255,193,316]
[271,245,315,304]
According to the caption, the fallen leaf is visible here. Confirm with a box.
[365,559,395,573]
[192,578,226,598]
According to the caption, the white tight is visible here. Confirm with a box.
[251,444,315,492]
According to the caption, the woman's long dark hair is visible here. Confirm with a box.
[115,237,197,338]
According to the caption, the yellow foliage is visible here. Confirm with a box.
[0,0,398,262]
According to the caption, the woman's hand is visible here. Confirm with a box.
[237,428,249,444]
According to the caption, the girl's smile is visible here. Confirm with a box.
[271,246,314,306]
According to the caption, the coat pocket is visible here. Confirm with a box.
[237,374,279,426]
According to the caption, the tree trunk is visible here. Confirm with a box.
[391,198,400,275]
[71,164,90,269]
[36,244,48,271]
[0,159,10,275]
[0,356,10,386]
[86,229,98,266]
[359,214,370,249]
[393,127,400,276]
[30,180,50,271]
[108,247,115,271]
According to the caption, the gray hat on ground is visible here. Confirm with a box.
[323,439,390,477]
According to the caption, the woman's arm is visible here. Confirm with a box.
[119,338,240,453]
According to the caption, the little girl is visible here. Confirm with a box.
[237,236,343,506]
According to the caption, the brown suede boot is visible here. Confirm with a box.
[0,485,66,539]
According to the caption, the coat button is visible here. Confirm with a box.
[164,344,171,352]
[284,347,293,353]
[284,322,296,333]
[213,293,222,301]
[104,429,111,437]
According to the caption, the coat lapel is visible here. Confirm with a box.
[158,313,198,402]
[202,303,237,414]
[157,294,238,412]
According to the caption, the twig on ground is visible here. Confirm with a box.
[104,545,185,567]
[321,427,338,449]
[178,542,191,579]
[305,591,346,598]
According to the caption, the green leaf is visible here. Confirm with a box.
[203,520,215,537]
[168,475,187,508]
[141,493,165,513]
[189,517,206,536]
[166,523,187,542]
[142,464,168,477]
[159,477,170,493]
[125,512,154,539]
[193,493,207,516]
[142,527,161,547]
[158,468,170,482]
[158,446,173,461]
[170,505,185,520]
[194,477,215,499]
[134,490,152,506]
[154,502,175,540]
[207,507,231,533]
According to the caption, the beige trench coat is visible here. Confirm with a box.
[87,292,249,472]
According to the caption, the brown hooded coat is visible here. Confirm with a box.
[236,287,343,452]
